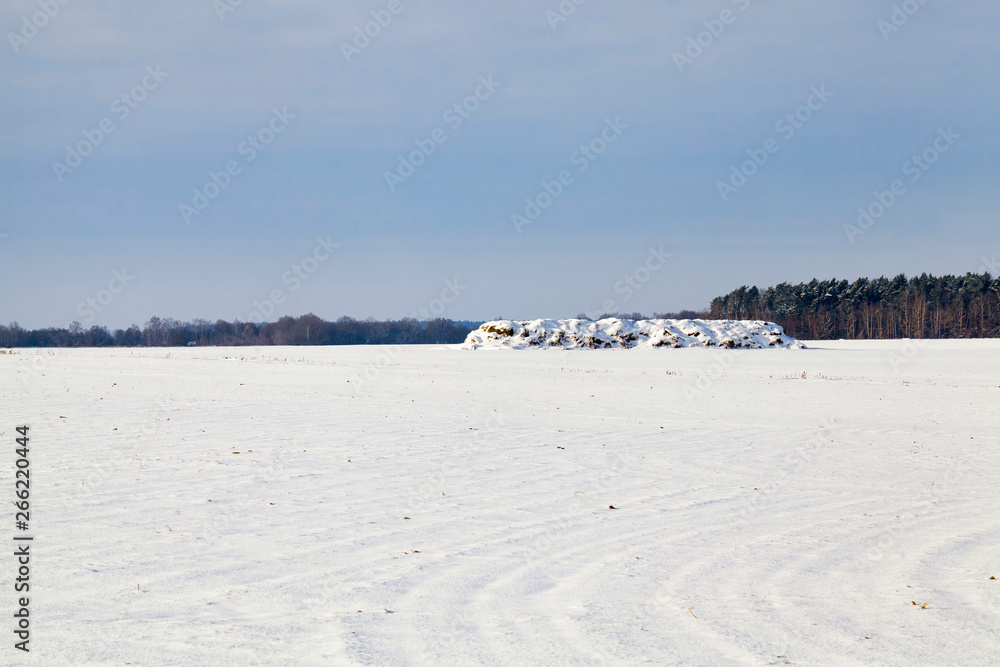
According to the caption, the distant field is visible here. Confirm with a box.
[2,341,998,665]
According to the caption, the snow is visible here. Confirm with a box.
[2,340,998,665]
[463,318,803,350]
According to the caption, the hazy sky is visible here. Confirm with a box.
[2,0,998,329]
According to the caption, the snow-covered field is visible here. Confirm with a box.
[2,340,998,666]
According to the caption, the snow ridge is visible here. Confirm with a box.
[463,318,804,350]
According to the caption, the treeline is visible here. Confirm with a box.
[577,310,709,321]
[6,274,998,347]
[710,273,1000,339]
[0,315,477,348]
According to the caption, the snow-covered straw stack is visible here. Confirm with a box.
[463,318,804,350]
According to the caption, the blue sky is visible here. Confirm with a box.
[1,0,998,329]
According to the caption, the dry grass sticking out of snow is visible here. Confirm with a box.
[1,340,998,665]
